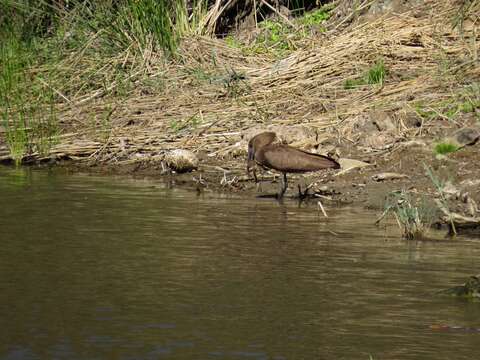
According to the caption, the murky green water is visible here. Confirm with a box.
[1,167,479,360]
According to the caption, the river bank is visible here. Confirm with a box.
[1,0,479,236]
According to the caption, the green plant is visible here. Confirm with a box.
[344,59,387,89]
[299,4,335,27]
[344,78,366,89]
[1,29,59,163]
[174,0,208,36]
[424,164,456,235]
[225,35,241,48]
[169,114,203,133]
[2,111,29,166]
[221,68,248,98]
[461,83,480,118]
[376,190,436,240]
[414,84,480,123]
[434,142,459,155]
[367,59,386,85]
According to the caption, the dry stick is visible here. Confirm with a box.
[36,77,72,104]
[333,0,376,30]
[76,70,143,105]
[259,0,295,28]
[254,0,258,29]
[317,199,328,218]
[206,0,234,35]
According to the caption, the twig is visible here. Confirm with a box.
[317,199,328,217]
[333,0,376,30]
[260,0,295,28]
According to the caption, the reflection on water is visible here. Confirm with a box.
[1,166,479,360]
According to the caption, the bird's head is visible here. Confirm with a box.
[246,132,277,175]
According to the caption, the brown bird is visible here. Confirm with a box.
[247,131,340,199]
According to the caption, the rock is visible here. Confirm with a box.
[442,181,460,198]
[372,172,409,181]
[460,179,480,188]
[369,110,396,132]
[163,149,199,173]
[403,112,422,128]
[360,133,395,149]
[434,199,480,230]
[352,114,378,133]
[442,275,480,298]
[452,127,480,147]
[441,127,480,151]
[335,158,372,176]
[367,0,423,16]
[466,196,479,217]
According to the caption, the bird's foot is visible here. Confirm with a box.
[297,184,313,201]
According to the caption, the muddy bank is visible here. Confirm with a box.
[58,119,480,237]
[1,0,479,236]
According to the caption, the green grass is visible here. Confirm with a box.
[367,59,386,85]
[0,0,215,163]
[344,59,387,89]
[414,84,480,123]
[344,78,367,89]
[227,4,335,57]
[424,164,456,235]
[434,142,459,155]
[299,3,335,28]
[0,30,60,164]
[377,190,435,240]
[2,113,29,166]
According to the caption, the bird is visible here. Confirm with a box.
[247,131,340,199]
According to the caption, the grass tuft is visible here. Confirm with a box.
[367,59,386,85]
[434,142,459,155]
[344,59,386,89]
[377,190,436,240]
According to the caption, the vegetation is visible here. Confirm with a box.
[0,0,213,164]
[344,59,386,89]
[434,142,459,155]
[375,164,464,239]
[414,84,480,123]
[298,4,335,27]
[424,165,457,236]
[225,3,335,56]
[376,190,436,240]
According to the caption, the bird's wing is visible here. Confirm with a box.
[262,145,339,173]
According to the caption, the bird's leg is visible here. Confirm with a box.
[278,172,288,199]
[298,184,304,200]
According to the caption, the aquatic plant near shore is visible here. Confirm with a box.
[376,190,435,240]
[424,165,457,235]
[0,34,59,165]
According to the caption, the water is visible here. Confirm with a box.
[1,166,479,360]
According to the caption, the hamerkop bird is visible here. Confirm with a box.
[247,131,340,199]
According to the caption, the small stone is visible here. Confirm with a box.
[453,127,480,147]
[372,172,409,181]
[369,110,396,132]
